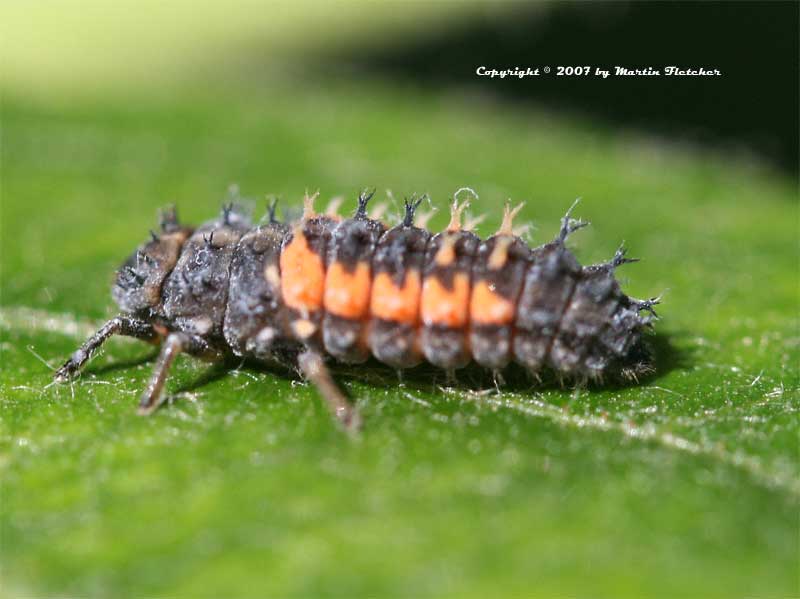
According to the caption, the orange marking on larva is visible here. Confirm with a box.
[446,198,468,232]
[421,272,470,328]
[470,280,515,325]
[279,231,325,312]
[370,270,422,324]
[497,200,525,236]
[435,235,457,266]
[323,261,372,319]
[488,236,513,270]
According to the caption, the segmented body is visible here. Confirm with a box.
[109,192,658,381]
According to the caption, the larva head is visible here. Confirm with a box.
[112,207,193,315]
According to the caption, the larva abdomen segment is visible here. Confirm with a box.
[469,234,531,370]
[279,214,337,346]
[321,214,386,363]
[367,224,430,369]
[419,229,480,370]
[512,242,582,372]
[549,266,624,375]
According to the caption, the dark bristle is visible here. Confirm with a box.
[402,194,425,227]
[355,188,376,220]
[556,199,589,244]
[267,197,280,224]
[633,294,662,317]
[607,243,639,270]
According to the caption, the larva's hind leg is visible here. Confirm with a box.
[492,369,506,393]
[54,316,158,383]
[138,332,213,415]
[297,349,361,432]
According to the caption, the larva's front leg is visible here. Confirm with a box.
[54,316,158,383]
[137,332,215,415]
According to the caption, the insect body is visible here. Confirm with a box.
[55,190,660,430]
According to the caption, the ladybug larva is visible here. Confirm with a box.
[55,189,661,430]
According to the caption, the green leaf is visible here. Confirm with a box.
[2,82,797,598]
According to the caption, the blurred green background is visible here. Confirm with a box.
[1,2,798,597]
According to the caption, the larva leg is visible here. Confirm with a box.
[54,316,158,383]
[492,369,506,393]
[138,332,212,415]
[297,349,361,432]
